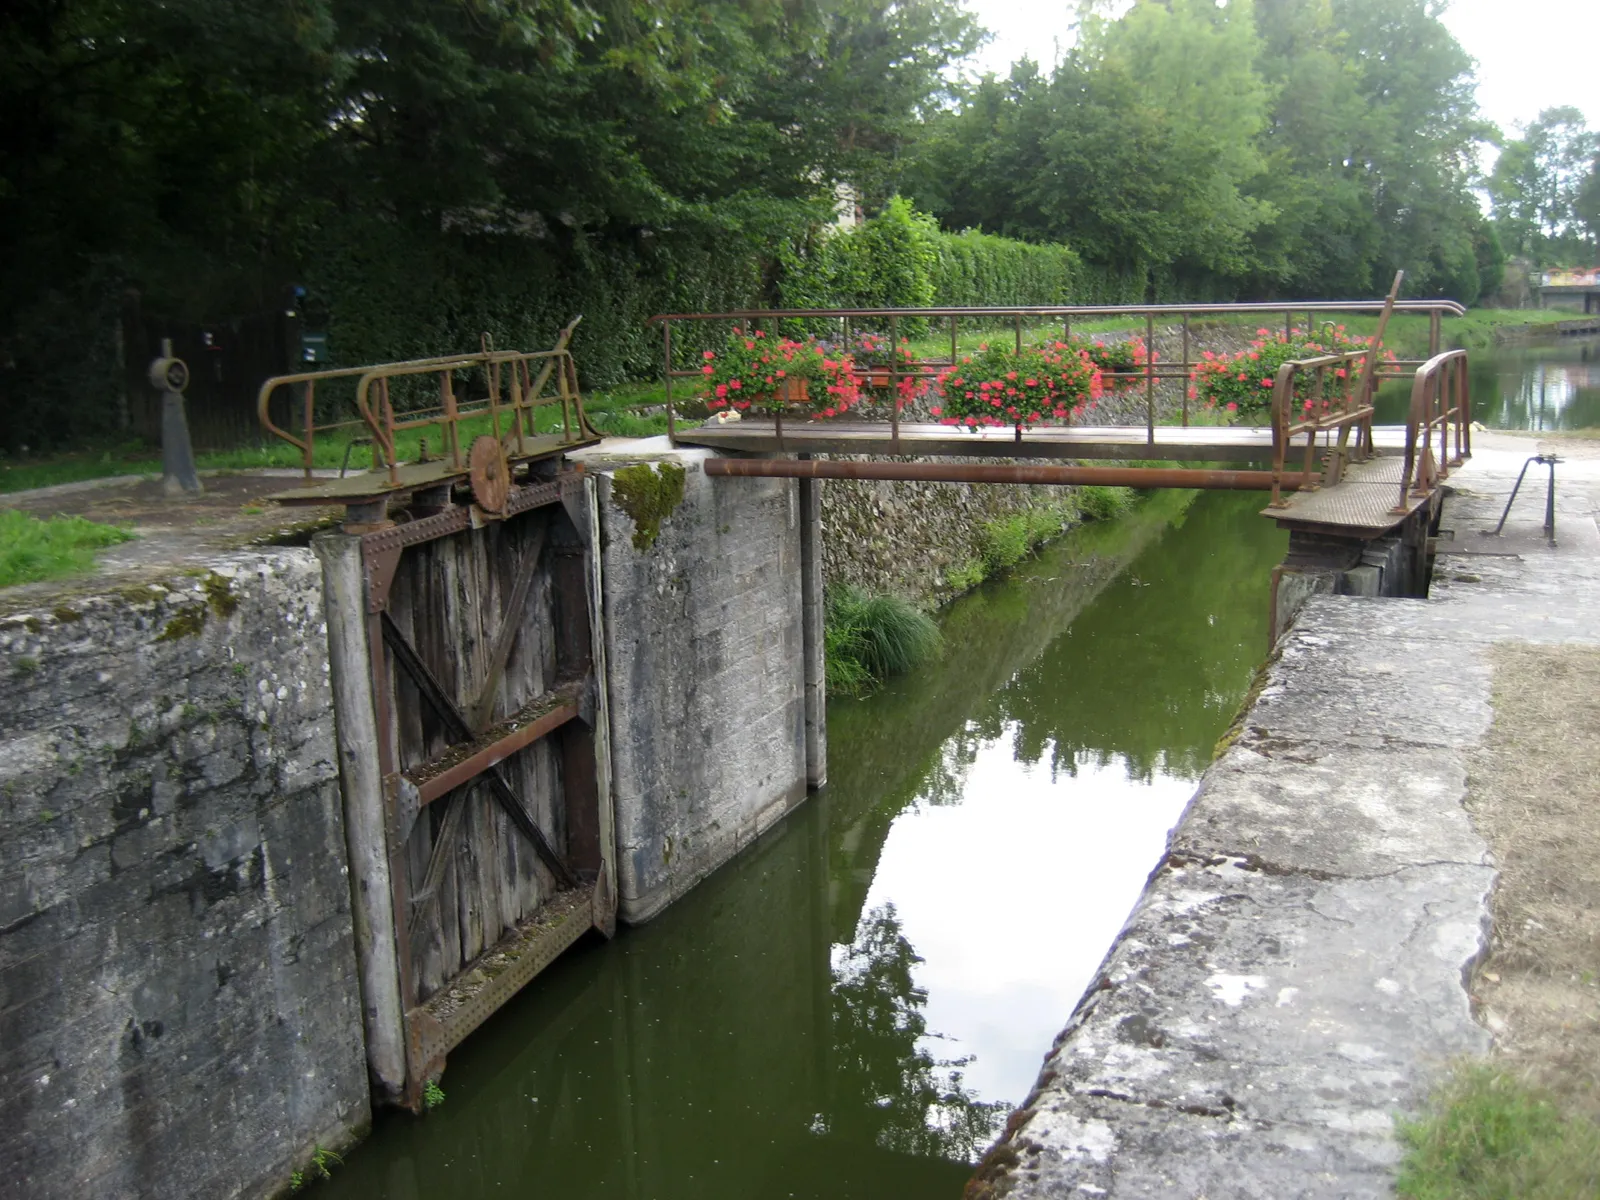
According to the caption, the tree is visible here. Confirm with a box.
[1489,107,1600,264]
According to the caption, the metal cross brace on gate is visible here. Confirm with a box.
[380,609,578,896]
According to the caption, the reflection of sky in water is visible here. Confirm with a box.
[854,722,1194,1108]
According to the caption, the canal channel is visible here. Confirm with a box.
[322,331,1599,1198]
[322,487,1288,1198]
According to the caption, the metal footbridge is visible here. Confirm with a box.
[652,290,1472,543]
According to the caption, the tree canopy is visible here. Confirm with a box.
[1488,107,1600,266]
[0,0,1555,450]
[901,0,1504,303]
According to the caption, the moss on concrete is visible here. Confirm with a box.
[155,606,207,642]
[611,462,686,552]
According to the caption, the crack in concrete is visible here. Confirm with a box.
[1169,850,1487,886]
[1078,1086,1237,1121]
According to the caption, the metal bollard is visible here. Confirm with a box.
[149,338,202,496]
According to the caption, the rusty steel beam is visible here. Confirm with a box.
[703,457,1309,491]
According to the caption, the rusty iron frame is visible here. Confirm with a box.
[649,299,1465,452]
[1395,349,1472,513]
[1266,348,1380,508]
[358,467,612,1108]
[703,457,1310,491]
[257,318,599,484]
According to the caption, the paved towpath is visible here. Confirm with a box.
[970,432,1600,1198]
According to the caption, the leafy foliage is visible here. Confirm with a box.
[0,0,979,450]
[1488,107,1600,265]
[901,0,1503,304]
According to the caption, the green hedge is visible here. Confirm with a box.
[8,198,1112,451]
[779,196,1092,312]
[304,215,775,391]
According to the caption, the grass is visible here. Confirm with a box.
[824,585,942,696]
[0,510,134,588]
[943,487,1140,596]
[1397,1063,1600,1198]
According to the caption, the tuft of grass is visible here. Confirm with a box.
[980,502,1075,575]
[1396,1063,1600,1199]
[824,586,941,695]
[1076,485,1137,522]
[0,511,134,588]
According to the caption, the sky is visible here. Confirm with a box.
[962,0,1600,141]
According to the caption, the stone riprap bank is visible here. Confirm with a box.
[969,435,1600,1198]
[0,553,368,1198]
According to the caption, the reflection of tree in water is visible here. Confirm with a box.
[830,903,1006,1161]
[988,494,1285,784]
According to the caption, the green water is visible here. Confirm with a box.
[321,491,1288,1199]
[1374,332,1600,430]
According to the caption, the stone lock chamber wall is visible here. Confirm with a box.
[0,552,369,1199]
[576,443,819,925]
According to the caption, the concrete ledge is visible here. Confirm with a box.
[974,438,1600,1197]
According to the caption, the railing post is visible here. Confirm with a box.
[663,321,675,444]
[1181,314,1190,428]
[302,381,315,480]
[889,314,900,453]
[1145,311,1156,447]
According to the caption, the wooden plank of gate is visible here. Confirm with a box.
[406,882,597,1081]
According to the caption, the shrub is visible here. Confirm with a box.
[824,586,941,695]
[698,330,862,418]
[980,503,1076,574]
[1072,336,1154,392]
[1189,323,1394,421]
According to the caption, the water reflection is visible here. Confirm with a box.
[323,492,1287,1199]
[1375,333,1600,430]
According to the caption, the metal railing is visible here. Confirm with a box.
[1395,349,1472,512]
[257,318,597,484]
[1267,347,1381,507]
[646,300,1467,449]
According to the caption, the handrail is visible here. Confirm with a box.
[1265,348,1379,506]
[645,301,1468,321]
[257,318,597,482]
[1395,349,1472,512]
[646,299,1463,445]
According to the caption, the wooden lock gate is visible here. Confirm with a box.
[259,331,614,1108]
[356,469,616,1107]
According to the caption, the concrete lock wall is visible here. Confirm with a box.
[574,442,817,925]
[0,552,369,1199]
